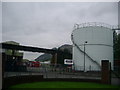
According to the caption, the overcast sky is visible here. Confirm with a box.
[2,2,118,60]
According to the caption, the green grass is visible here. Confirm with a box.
[10,81,120,88]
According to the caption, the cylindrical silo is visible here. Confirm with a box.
[71,22,113,71]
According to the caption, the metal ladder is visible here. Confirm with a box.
[71,34,101,69]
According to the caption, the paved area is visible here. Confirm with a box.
[4,71,120,85]
[111,78,120,86]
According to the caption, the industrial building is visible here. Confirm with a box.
[2,41,24,72]
[71,22,113,71]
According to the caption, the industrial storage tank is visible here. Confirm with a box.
[71,22,113,71]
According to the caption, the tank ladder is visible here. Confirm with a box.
[71,34,101,69]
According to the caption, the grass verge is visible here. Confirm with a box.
[9,81,120,88]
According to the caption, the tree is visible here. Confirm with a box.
[114,32,120,60]
[57,48,72,65]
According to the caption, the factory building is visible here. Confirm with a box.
[71,22,113,71]
[2,41,24,72]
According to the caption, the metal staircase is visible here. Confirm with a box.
[71,33,101,69]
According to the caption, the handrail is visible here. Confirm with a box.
[73,22,119,30]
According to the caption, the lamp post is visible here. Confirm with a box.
[84,41,87,72]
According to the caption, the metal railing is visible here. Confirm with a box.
[73,22,119,30]
[4,64,101,79]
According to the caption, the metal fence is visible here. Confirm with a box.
[4,64,101,80]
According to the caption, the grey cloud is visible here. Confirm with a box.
[2,2,118,48]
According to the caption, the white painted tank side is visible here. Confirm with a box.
[72,26,113,71]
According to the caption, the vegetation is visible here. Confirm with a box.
[57,48,72,65]
[35,44,72,64]
[114,32,120,60]
[10,81,120,88]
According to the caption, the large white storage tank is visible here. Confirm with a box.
[71,22,113,71]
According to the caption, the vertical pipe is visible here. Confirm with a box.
[84,43,85,72]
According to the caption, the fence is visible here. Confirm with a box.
[2,58,120,89]
[4,63,101,79]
